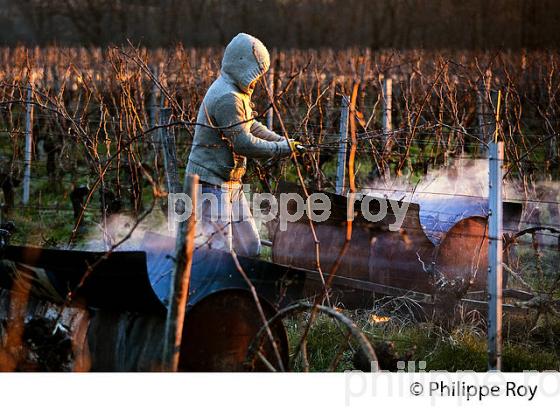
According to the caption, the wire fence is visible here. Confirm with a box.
[0,46,557,251]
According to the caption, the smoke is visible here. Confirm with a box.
[77,213,171,252]
[363,158,560,244]
[363,158,490,203]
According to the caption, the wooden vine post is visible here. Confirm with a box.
[162,173,199,371]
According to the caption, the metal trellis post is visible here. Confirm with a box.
[335,96,350,195]
[488,141,503,371]
[22,84,33,205]
[267,67,274,130]
[382,76,392,136]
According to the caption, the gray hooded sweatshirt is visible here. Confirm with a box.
[186,33,290,186]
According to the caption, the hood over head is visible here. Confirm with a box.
[221,33,270,93]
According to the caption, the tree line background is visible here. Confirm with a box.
[0,0,559,49]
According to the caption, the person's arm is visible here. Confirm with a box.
[250,120,285,142]
[214,93,290,158]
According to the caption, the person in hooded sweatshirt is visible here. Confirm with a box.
[186,33,300,257]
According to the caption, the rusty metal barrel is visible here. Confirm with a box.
[269,187,435,301]
[269,184,522,302]
[0,233,305,371]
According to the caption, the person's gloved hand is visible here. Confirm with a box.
[277,139,306,157]
[289,139,306,155]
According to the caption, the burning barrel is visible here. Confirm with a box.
[269,184,522,304]
[269,189,435,298]
[0,234,305,371]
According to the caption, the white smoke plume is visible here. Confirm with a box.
[363,158,559,244]
[77,212,171,252]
